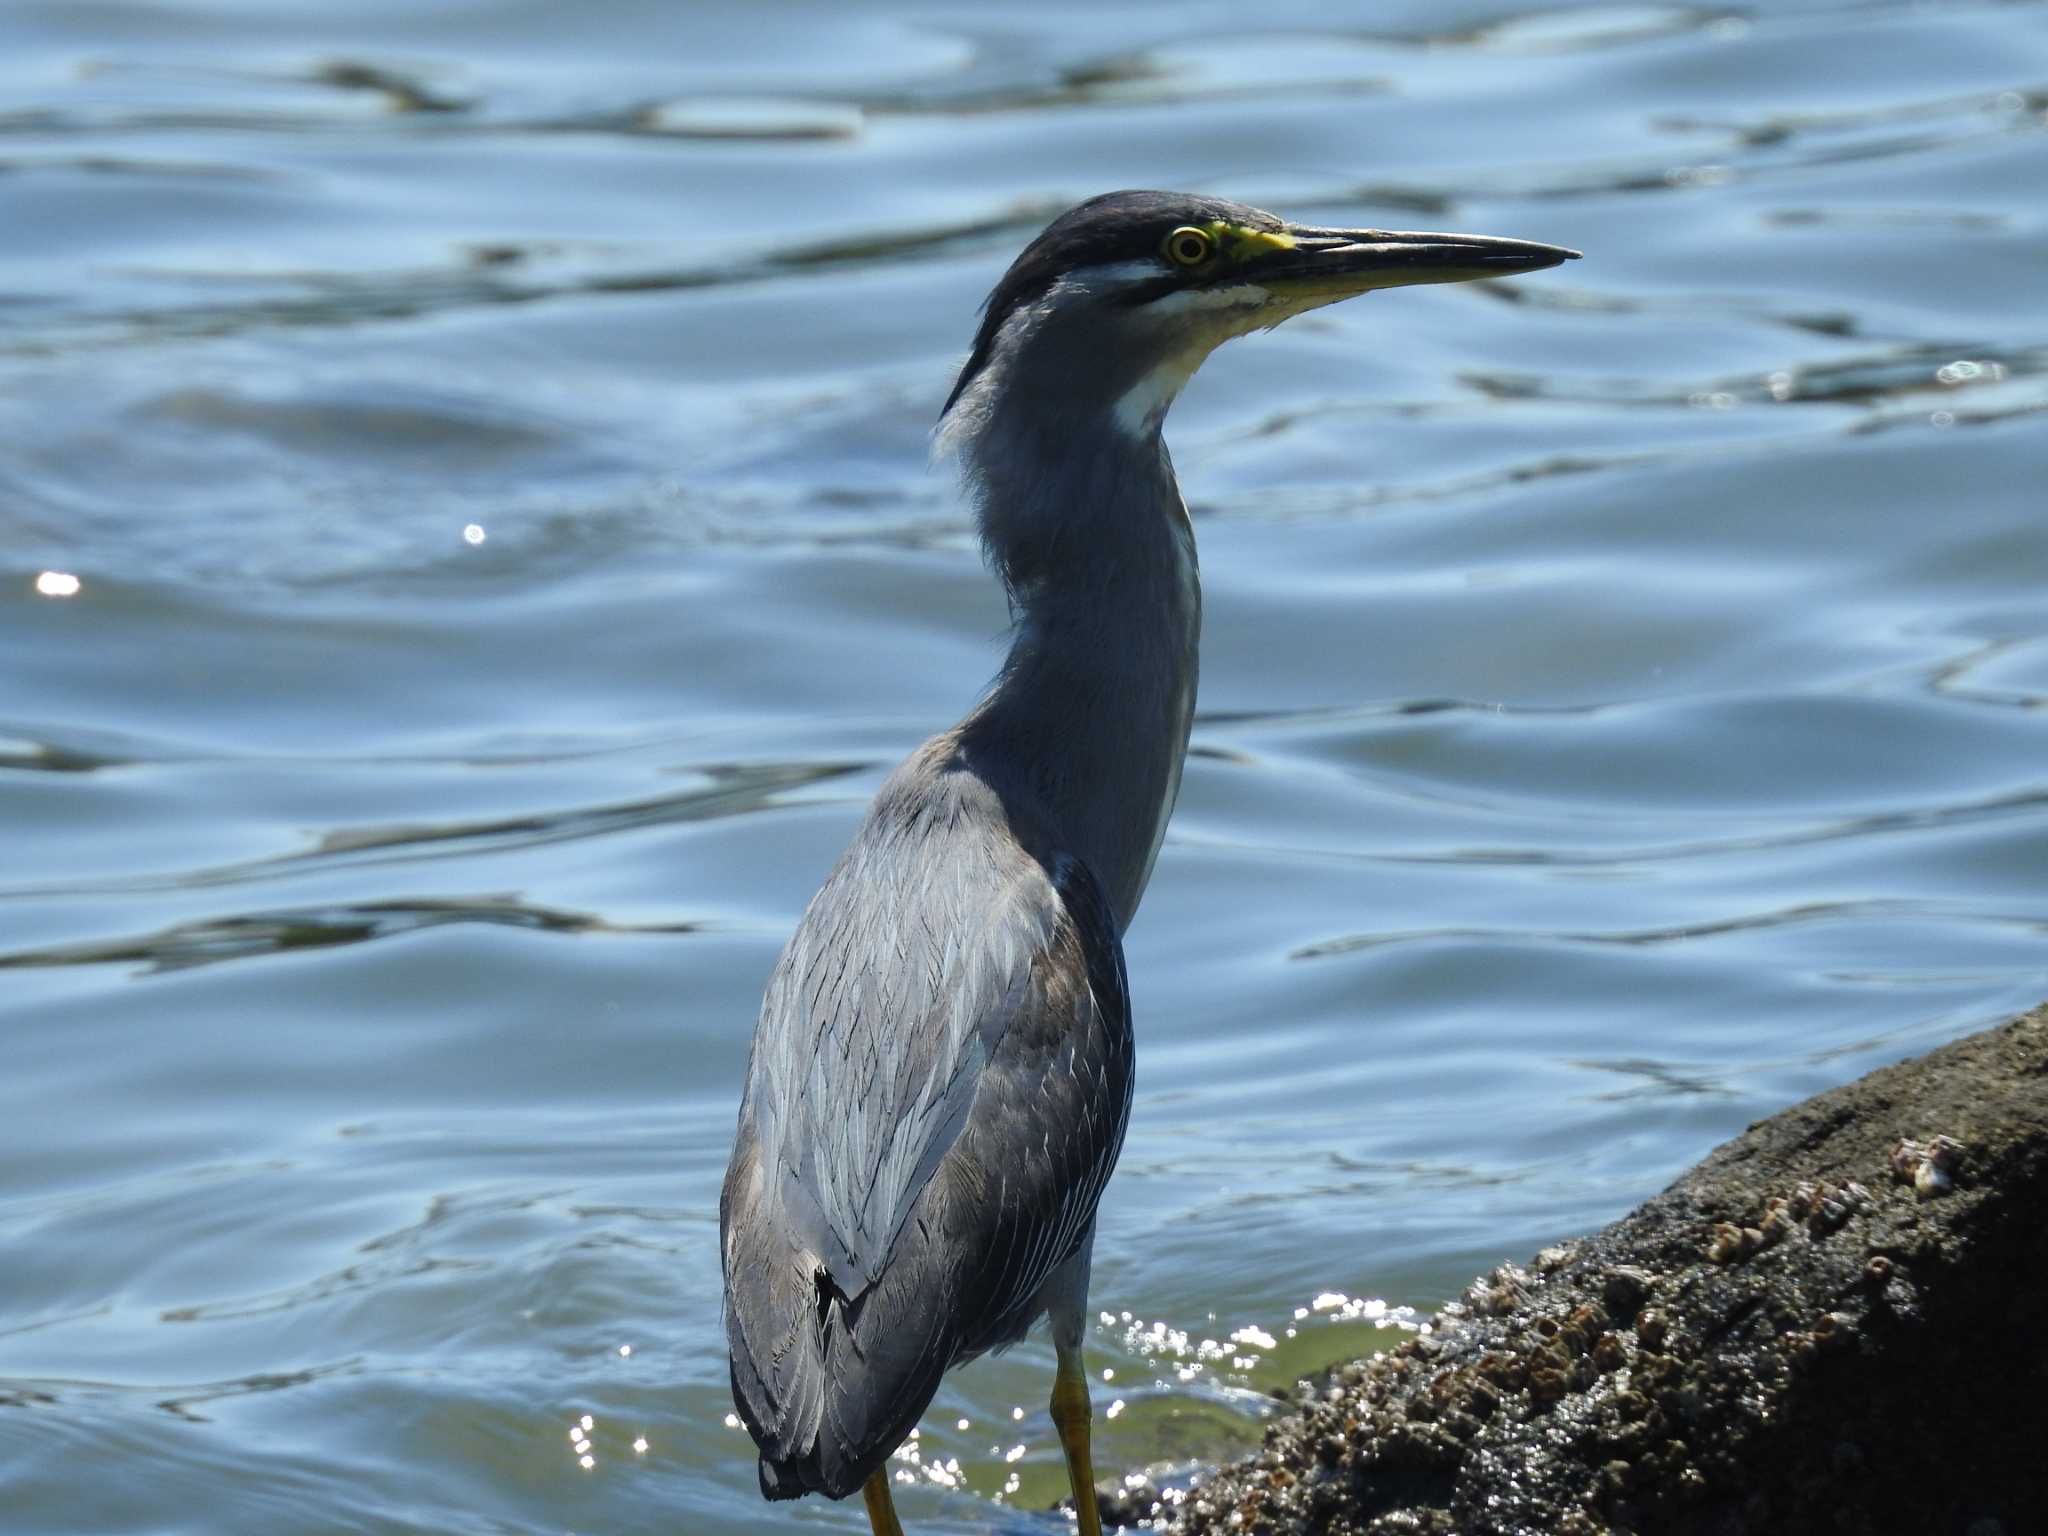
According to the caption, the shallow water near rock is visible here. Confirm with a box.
[2,3,2045,1532]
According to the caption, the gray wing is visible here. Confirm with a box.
[720,763,1132,1498]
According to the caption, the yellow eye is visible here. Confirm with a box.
[1162,226,1214,267]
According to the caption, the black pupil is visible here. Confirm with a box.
[1175,235,1204,262]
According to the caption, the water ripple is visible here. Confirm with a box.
[0,896,701,976]
[1181,783,2048,872]
[1289,897,2047,962]
[0,760,860,903]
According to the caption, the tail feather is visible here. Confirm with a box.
[726,1243,953,1500]
[723,1258,817,1492]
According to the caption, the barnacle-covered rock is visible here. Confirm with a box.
[1892,1134,1966,1199]
[1124,1005,2048,1535]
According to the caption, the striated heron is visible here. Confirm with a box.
[721,190,1578,1533]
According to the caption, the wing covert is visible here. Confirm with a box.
[721,761,1134,1496]
[738,771,1129,1306]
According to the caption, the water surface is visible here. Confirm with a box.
[3,2,2046,1531]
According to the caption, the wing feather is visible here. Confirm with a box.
[720,760,1132,1497]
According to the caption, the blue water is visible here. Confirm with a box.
[3,2,2046,1531]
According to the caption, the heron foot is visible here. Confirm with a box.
[863,1468,905,1536]
[1051,1342,1103,1536]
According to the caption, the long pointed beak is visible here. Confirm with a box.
[1254,226,1581,298]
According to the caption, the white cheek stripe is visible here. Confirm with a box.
[1146,283,1272,316]
[1110,284,1277,437]
[1113,358,1196,438]
[1056,259,1170,296]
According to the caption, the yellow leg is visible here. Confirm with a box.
[1052,1342,1103,1536]
[861,1468,905,1536]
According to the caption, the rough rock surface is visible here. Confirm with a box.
[1115,1005,2048,1536]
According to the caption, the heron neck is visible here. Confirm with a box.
[954,416,1201,933]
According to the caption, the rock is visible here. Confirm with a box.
[1124,1004,2048,1535]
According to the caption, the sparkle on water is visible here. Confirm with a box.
[866,1287,1424,1503]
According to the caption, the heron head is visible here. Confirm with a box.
[938,189,1578,448]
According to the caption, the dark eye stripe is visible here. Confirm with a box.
[946,195,1280,415]
[1113,276,1184,309]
